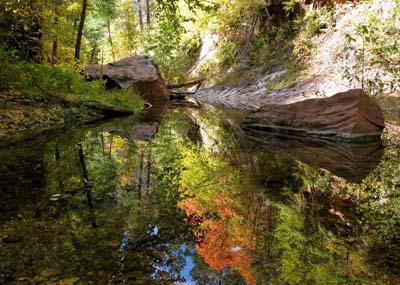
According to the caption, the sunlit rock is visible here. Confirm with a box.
[84,55,170,102]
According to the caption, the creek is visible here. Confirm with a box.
[0,104,399,284]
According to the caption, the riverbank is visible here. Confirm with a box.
[0,91,140,140]
[0,59,150,140]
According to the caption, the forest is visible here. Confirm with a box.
[1,0,400,284]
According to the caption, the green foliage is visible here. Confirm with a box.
[216,40,237,67]
[143,0,204,82]
[0,0,43,62]
[282,0,300,15]
[265,68,304,91]
[145,21,200,82]
[293,8,334,56]
[358,147,400,244]
[343,2,400,95]
[0,62,143,111]
[274,204,306,284]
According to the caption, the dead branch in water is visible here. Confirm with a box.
[167,79,203,89]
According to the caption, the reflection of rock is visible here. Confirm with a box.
[129,122,160,141]
[243,89,385,142]
[103,98,169,142]
[245,131,383,183]
[84,55,170,102]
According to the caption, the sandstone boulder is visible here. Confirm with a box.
[84,55,170,103]
[243,89,385,142]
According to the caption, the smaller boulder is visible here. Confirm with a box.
[243,89,385,142]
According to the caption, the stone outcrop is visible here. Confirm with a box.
[243,89,385,142]
[84,55,170,103]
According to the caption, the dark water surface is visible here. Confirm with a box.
[1,105,400,284]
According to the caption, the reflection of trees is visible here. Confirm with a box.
[172,106,400,284]
[1,106,400,284]
[0,119,195,283]
[356,146,400,275]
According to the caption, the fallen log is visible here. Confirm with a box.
[167,79,203,89]
[170,91,198,100]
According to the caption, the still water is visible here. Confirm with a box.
[1,105,399,284]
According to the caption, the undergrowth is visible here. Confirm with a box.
[199,5,333,88]
[0,57,143,112]
[266,67,306,92]
[342,0,400,96]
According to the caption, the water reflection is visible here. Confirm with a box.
[244,131,384,183]
[0,106,399,284]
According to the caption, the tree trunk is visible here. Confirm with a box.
[240,14,259,66]
[138,152,144,198]
[124,3,135,50]
[146,0,151,26]
[137,0,144,31]
[146,152,151,192]
[55,147,64,191]
[107,20,116,62]
[89,36,98,64]
[38,16,44,63]
[78,143,93,207]
[51,5,60,65]
[75,0,88,62]
[100,133,105,156]
[109,134,114,158]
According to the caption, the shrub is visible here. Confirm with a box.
[216,40,238,67]
[343,1,400,95]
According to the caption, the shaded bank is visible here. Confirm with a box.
[0,91,135,144]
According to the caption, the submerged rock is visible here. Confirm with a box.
[243,89,385,142]
[84,55,170,102]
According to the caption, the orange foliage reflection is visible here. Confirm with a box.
[180,197,256,285]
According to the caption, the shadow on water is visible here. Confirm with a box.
[0,104,399,284]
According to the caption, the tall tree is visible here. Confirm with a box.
[137,0,144,31]
[0,0,43,62]
[89,35,99,63]
[51,1,61,64]
[92,0,117,62]
[146,0,151,26]
[75,0,88,61]
[107,19,116,62]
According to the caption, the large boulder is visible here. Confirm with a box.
[84,55,170,103]
[242,89,385,142]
